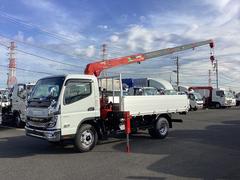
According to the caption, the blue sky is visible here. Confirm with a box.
[0,0,239,91]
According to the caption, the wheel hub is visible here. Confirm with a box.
[157,121,167,135]
[80,130,93,148]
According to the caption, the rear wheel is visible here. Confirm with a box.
[75,124,98,153]
[215,103,221,109]
[148,116,169,139]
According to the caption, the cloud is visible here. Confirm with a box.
[86,45,96,57]
[105,0,240,91]
[74,45,96,58]
[126,25,156,51]
[98,25,109,30]
[20,0,88,43]
[14,31,34,43]
[110,35,119,42]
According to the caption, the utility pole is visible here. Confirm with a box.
[172,56,180,91]
[209,41,218,89]
[176,56,180,91]
[102,44,107,61]
[169,73,172,84]
[208,69,211,86]
[102,44,107,77]
[215,58,219,89]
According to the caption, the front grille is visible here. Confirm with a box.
[27,128,45,137]
[27,117,51,128]
[227,100,232,105]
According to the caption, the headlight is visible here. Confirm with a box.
[47,115,58,128]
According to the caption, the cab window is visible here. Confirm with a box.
[216,90,224,97]
[64,80,92,105]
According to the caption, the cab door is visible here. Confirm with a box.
[61,79,97,136]
[11,84,27,118]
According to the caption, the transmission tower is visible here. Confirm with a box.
[7,42,17,88]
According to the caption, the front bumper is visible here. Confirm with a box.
[196,104,203,109]
[25,126,61,142]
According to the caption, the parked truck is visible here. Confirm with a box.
[25,39,215,152]
[10,83,35,127]
[188,92,204,110]
[189,86,236,108]
[176,86,204,110]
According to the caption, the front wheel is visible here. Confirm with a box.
[148,116,169,139]
[75,124,98,153]
[215,103,221,109]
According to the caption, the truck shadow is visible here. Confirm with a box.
[114,119,240,179]
[0,135,78,158]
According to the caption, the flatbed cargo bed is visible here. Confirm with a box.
[120,95,189,116]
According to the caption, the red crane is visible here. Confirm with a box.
[84,39,215,77]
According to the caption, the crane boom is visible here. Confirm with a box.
[84,39,214,77]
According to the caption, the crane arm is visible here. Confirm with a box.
[84,39,214,77]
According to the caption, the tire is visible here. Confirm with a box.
[15,113,24,128]
[148,116,169,139]
[215,103,221,109]
[193,107,197,111]
[75,124,98,153]
[189,106,192,111]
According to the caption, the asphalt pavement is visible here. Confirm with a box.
[0,108,240,180]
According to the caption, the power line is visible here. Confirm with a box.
[0,42,85,68]
[0,34,95,61]
[0,11,76,42]
[0,64,53,75]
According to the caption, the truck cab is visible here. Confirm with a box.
[26,75,100,143]
[188,92,204,110]
[212,89,236,108]
[11,83,35,127]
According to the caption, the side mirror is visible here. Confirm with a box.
[18,90,27,99]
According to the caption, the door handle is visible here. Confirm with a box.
[88,107,95,111]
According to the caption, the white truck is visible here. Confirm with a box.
[25,39,215,152]
[188,92,204,110]
[11,83,35,127]
[25,74,189,152]
[189,86,236,108]
[176,86,204,110]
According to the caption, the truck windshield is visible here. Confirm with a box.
[193,93,202,100]
[225,91,234,98]
[143,88,159,95]
[30,77,65,102]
